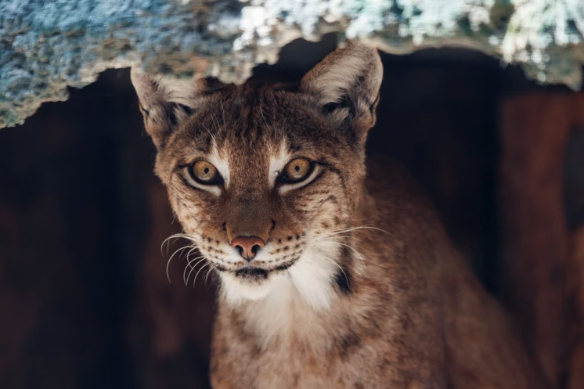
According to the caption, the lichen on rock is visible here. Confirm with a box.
[1,0,583,129]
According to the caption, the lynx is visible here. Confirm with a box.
[132,42,547,388]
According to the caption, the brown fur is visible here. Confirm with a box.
[132,42,548,388]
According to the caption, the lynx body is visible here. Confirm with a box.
[132,43,547,388]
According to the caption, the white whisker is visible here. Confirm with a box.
[192,261,211,287]
[336,242,365,262]
[161,234,182,254]
[166,233,199,243]
[316,225,389,240]
[318,254,348,280]
[184,255,205,285]
[204,265,216,285]
[166,244,194,283]
[161,232,200,283]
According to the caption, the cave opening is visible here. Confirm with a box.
[0,36,581,388]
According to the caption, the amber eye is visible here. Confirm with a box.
[282,158,313,183]
[189,160,221,185]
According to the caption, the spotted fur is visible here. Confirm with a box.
[132,42,548,388]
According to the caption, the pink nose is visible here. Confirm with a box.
[230,236,265,261]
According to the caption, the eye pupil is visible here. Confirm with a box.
[189,160,220,186]
[282,158,312,184]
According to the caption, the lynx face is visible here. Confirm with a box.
[132,43,382,309]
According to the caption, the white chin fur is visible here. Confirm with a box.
[219,240,341,310]
[220,272,286,304]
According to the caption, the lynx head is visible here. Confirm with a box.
[132,43,382,309]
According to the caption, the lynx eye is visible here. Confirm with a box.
[282,158,313,183]
[189,160,221,185]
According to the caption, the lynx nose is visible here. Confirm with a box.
[231,236,265,261]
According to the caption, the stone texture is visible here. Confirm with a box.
[1,0,584,128]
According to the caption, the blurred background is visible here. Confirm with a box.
[0,35,583,388]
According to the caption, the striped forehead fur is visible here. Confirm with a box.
[132,42,383,312]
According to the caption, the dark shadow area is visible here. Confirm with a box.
[565,127,584,231]
[0,35,573,388]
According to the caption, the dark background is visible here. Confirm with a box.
[0,35,581,388]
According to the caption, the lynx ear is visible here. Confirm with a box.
[131,69,206,149]
[300,42,383,137]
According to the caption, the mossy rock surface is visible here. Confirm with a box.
[1,0,583,128]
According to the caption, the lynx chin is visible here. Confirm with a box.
[132,42,547,388]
